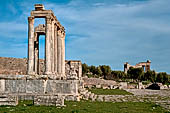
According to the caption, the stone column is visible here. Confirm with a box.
[51,20,55,74]
[54,25,58,74]
[45,16,52,75]
[61,31,65,77]
[57,29,62,75]
[27,16,35,75]
[78,62,82,79]
[34,33,39,74]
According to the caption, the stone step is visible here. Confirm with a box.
[0,96,18,106]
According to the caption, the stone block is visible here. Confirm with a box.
[92,95,97,101]
[65,95,76,101]
[26,80,44,93]
[96,85,101,89]
[110,85,113,89]
[119,82,127,89]
[0,79,5,93]
[89,93,94,99]
[102,86,108,89]
[34,95,65,106]
[0,95,18,106]
[97,95,104,102]
[46,80,73,94]
[5,80,26,93]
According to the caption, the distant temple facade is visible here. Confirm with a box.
[124,60,151,73]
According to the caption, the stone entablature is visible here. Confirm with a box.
[35,24,45,34]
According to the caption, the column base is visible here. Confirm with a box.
[27,71,35,75]
[44,71,52,75]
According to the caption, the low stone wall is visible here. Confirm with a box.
[83,78,117,86]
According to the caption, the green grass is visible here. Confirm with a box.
[89,88,133,95]
[0,100,168,113]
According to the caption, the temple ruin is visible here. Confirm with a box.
[124,60,151,73]
[0,4,84,106]
[27,4,65,77]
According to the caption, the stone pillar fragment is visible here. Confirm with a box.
[45,16,52,75]
[28,16,35,75]
[78,62,82,79]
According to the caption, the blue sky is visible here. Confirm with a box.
[0,0,170,73]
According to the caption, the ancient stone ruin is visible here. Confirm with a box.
[124,60,151,73]
[0,4,84,106]
[28,4,66,77]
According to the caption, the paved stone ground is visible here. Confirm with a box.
[125,89,170,96]
[125,89,170,111]
[81,89,170,111]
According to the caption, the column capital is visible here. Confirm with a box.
[28,16,34,24]
[62,31,65,38]
[46,16,52,24]
[57,29,62,36]
[57,29,65,38]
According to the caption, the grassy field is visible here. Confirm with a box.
[0,100,168,113]
[89,88,133,95]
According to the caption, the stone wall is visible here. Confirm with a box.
[83,78,117,86]
[0,57,82,78]
[0,76,79,95]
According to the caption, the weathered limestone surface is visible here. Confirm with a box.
[28,16,35,75]
[0,95,18,106]
[34,95,65,106]
[0,78,79,95]
[65,60,82,80]
[83,78,117,86]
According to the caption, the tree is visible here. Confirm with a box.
[89,65,96,75]
[127,67,144,81]
[111,71,125,79]
[156,72,165,83]
[143,70,156,83]
[82,63,89,75]
[163,74,169,84]
[94,67,102,76]
[99,65,111,79]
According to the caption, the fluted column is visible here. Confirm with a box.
[57,29,62,75]
[34,33,39,74]
[54,25,58,74]
[51,19,55,74]
[27,16,35,75]
[45,16,52,75]
[61,31,65,76]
